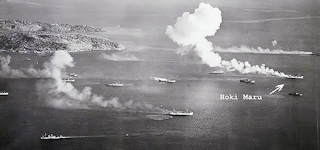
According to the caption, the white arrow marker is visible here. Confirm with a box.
[270,84,285,95]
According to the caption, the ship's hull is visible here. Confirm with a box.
[107,84,123,87]
[286,77,303,79]
[40,134,66,140]
[169,112,193,116]
[169,111,193,116]
[289,93,303,96]
[40,137,63,140]
[166,80,176,83]
[209,71,224,74]
[286,75,303,79]
[62,79,75,82]
[240,79,255,84]
[0,92,9,96]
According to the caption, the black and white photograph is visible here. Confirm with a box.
[0,0,319,149]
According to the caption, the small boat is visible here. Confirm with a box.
[62,78,75,82]
[33,51,42,54]
[209,70,224,74]
[240,78,255,84]
[0,91,9,96]
[18,50,28,54]
[166,79,176,83]
[154,77,168,82]
[24,57,31,61]
[286,74,303,79]
[107,82,123,87]
[168,109,193,116]
[289,92,303,96]
[40,134,63,140]
[68,72,78,77]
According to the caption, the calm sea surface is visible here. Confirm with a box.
[0,51,318,149]
[0,4,319,149]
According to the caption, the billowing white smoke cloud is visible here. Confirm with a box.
[34,51,166,112]
[0,55,51,78]
[166,3,289,77]
[0,51,166,111]
[221,59,287,77]
[0,55,27,77]
[165,3,222,67]
[35,51,103,108]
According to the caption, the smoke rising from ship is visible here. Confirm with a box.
[35,50,105,109]
[0,55,27,77]
[0,55,51,78]
[213,45,312,55]
[166,3,289,77]
[34,51,166,112]
[0,51,166,111]
[221,59,288,77]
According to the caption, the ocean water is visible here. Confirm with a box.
[0,51,318,149]
[0,3,320,149]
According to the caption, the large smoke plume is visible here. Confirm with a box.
[0,55,27,77]
[0,50,165,111]
[165,3,289,77]
[0,55,51,78]
[34,51,166,111]
[166,3,222,67]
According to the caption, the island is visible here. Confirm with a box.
[0,19,125,53]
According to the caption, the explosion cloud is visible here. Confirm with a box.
[166,3,289,77]
[165,3,222,67]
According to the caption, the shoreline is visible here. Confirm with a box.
[0,19,126,53]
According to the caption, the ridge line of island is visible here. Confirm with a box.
[0,19,126,53]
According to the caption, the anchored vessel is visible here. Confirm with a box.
[24,57,31,61]
[107,82,123,87]
[289,92,303,96]
[68,72,78,77]
[0,91,9,96]
[209,70,224,74]
[62,78,75,82]
[154,77,176,83]
[311,52,320,56]
[40,134,64,140]
[169,109,193,116]
[240,78,255,84]
[166,79,176,83]
[154,77,168,82]
[286,74,303,79]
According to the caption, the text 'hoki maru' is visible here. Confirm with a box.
[220,94,262,100]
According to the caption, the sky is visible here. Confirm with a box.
[1,0,319,27]
[1,0,320,52]
[1,0,320,16]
